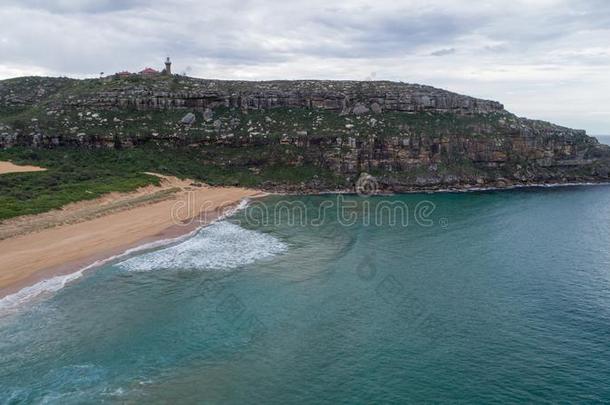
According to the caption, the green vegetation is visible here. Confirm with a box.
[0,145,346,220]
[0,106,536,222]
[205,108,513,140]
[0,149,159,220]
[0,88,516,147]
[0,168,155,220]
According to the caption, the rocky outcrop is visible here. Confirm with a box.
[0,76,504,114]
[1,75,609,191]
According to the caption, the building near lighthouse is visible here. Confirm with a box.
[115,57,172,78]
[138,67,159,76]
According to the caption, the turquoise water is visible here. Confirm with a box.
[2,188,610,403]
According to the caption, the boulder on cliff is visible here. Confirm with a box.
[180,112,196,125]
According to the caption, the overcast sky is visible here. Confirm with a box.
[0,0,608,133]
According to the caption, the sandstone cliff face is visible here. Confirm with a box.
[1,75,608,190]
[0,76,504,114]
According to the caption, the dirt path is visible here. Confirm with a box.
[0,161,47,175]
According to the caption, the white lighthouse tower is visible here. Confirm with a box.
[164,57,172,76]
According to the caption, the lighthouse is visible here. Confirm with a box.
[164,57,172,76]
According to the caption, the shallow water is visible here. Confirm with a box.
[2,188,610,403]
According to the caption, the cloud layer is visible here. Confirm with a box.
[1,0,609,133]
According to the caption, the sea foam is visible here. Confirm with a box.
[0,228,202,313]
[0,271,85,313]
[0,199,255,311]
[117,221,287,272]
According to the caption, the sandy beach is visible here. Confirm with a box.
[0,173,264,298]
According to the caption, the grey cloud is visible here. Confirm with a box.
[430,48,456,56]
[478,0,610,46]
[6,0,150,14]
[0,0,608,133]
[309,11,476,57]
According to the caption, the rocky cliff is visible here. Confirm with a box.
[1,75,608,191]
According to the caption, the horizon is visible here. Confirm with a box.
[1,0,609,134]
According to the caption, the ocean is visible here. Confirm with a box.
[2,188,610,403]
[595,135,610,146]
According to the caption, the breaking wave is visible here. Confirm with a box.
[0,199,255,312]
[117,221,287,272]
[0,226,203,313]
[0,271,84,313]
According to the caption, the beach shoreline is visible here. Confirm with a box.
[2,174,609,306]
[0,177,265,303]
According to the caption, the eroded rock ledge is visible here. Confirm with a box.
[1,75,609,191]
